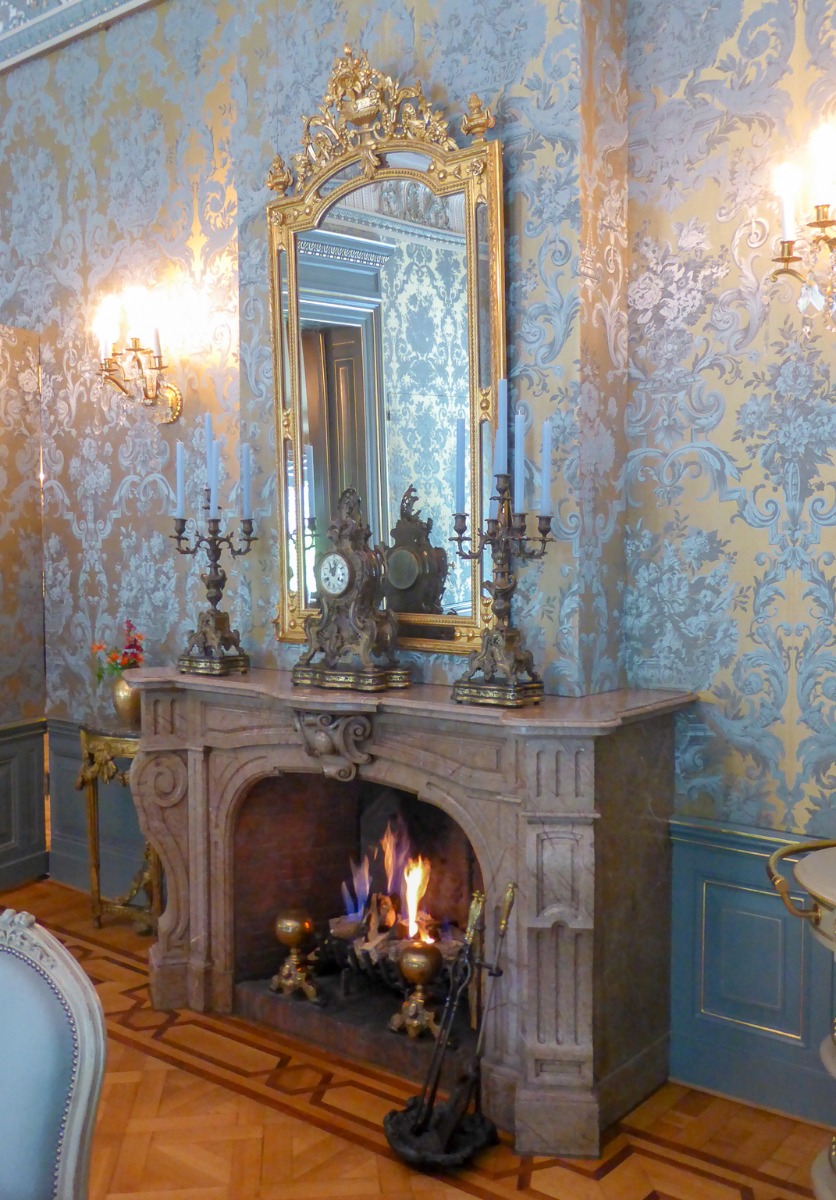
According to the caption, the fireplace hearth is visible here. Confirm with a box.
[129,668,691,1155]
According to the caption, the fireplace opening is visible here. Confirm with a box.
[233,774,484,1083]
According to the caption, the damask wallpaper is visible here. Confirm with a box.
[0,0,834,835]
[0,326,45,723]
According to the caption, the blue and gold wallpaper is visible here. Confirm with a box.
[0,0,835,835]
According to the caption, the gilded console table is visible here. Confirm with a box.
[75,727,162,931]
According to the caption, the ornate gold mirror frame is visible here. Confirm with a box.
[267,46,506,654]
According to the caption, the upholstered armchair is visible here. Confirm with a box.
[0,908,106,1200]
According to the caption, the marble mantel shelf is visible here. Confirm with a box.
[126,667,694,1157]
[127,666,694,735]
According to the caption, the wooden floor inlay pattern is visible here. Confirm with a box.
[1,881,828,1199]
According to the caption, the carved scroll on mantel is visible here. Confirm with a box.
[292,711,373,781]
[126,667,692,1157]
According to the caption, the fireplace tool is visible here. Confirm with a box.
[383,882,516,1168]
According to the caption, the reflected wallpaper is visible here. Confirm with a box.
[0,0,835,835]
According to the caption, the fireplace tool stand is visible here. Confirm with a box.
[451,473,551,706]
[383,883,515,1168]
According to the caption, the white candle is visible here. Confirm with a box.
[489,428,499,519]
[513,409,525,511]
[99,335,107,364]
[496,379,508,474]
[209,440,220,520]
[152,328,162,359]
[204,413,214,483]
[809,124,836,213]
[773,162,799,241]
[175,440,185,519]
[455,418,465,513]
[539,418,552,516]
[240,444,252,520]
[304,443,316,519]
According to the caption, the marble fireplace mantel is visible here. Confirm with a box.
[128,667,693,1155]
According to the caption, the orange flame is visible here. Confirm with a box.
[381,823,397,892]
[404,856,432,940]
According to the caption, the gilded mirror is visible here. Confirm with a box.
[268,46,505,653]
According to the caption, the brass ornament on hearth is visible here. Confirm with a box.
[270,911,318,1003]
[389,940,443,1039]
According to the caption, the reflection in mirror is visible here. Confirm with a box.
[303,180,473,619]
[284,438,298,595]
[476,203,492,392]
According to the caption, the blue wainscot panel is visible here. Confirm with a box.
[671,818,836,1125]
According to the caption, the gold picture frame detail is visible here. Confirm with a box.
[267,45,506,655]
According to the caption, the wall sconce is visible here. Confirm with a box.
[94,291,183,424]
[772,124,836,329]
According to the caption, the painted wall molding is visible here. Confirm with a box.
[0,0,157,75]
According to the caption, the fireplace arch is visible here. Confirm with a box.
[129,669,690,1155]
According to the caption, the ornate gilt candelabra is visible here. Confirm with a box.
[771,211,836,327]
[172,492,256,675]
[101,338,182,424]
[450,473,551,707]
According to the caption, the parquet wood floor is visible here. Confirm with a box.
[1,879,828,1200]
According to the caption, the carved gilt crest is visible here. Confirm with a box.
[267,45,459,197]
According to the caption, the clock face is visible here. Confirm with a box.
[319,551,351,596]
[387,546,421,590]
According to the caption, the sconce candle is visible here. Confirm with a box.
[773,162,799,242]
[240,443,252,520]
[152,328,162,359]
[209,441,221,520]
[539,418,552,517]
[175,441,185,519]
[495,379,508,474]
[455,418,465,514]
[304,443,316,520]
[204,413,214,481]
[513,408,525,511]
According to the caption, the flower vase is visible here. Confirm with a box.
[112,670,141,729]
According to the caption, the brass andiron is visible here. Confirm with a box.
[172,490,256,675]
[389,941,443,1039]
[270,911,319,1003]
[450,473,551,706]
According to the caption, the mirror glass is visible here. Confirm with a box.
[268,48,505,654]
[295,181,473,620]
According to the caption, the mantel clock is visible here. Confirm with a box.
[291,488,411,691]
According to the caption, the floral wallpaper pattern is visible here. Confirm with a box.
[0,325,45,722]
[376,219,471,613]
[0,0,834,836]
[626,0,836,834]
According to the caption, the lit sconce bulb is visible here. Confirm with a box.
[121,285,155,348]
[808,123,836,216]
[772,161,801,241]
[92,294,122,361]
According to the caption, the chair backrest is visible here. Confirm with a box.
[0,908,106,1200]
